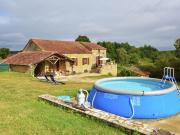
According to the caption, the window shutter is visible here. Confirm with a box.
[82,58,84,65]
[72,58,78,66]
[76,58,78,66]
[87,58,89,65]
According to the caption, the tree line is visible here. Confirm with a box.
[76,35,180,80]
[97,40,180,80]
[97,41,160,64]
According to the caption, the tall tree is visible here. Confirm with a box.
[0,48,10,59]
[174,38,180,58]
[75,35,91,42]
[116,48,129,64]
[139,45,158,60]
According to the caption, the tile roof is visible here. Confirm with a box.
[30,39,92,54]
[3,51,73,65]
[80,42,106,50]
[26,39,106,54]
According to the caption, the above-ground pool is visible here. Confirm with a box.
[88,77,180,119]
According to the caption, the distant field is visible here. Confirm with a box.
[0,72,126,135]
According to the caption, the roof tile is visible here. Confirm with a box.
[80,42,106,50]
[31,39,92,54]
[3,51,72,65]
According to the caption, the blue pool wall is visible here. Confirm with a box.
[88,86,180,119]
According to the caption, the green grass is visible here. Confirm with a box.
[0,72,126,135]
[81,74,112,80]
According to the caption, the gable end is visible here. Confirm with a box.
[23,40,41,52]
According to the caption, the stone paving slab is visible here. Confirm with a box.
[38,94,174,135]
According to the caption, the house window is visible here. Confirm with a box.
[72,58,78,66]
[82,58,89,65]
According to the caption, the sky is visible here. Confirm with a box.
[0,0,180,51]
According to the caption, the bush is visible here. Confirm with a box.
[139,54,180,81]
[84,69,88,73]
[107,72,113,76]
[169,58,180,80]
[0,48,10,59]
[117,66,136,76]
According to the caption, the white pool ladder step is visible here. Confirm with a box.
[161,67,180,95]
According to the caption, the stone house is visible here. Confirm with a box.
[3,39,117,76]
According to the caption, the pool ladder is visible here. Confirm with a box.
[161,67,180,95]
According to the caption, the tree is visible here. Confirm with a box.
[116,48,129,64]
[0,48,10,59]
[129,53,140,64]
[169,58,180,80]
[75,35,91,42]
[98,41,118,61]
[174,38,180,58]
[139,45,158,59]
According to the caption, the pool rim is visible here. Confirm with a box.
[94,77,177,96]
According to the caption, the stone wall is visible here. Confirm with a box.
[91,49,106,65]
[10,65,30,73]
[100,63,117,76]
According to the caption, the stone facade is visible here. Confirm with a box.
[64,49,107,74]
[10,65,30,73]
[65,53,92,73]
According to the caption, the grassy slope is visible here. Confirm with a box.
[0,72,125,135]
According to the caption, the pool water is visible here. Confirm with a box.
[99,79,172,91]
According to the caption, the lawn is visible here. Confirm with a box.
[0,72,126,135]
[81,74,112,80]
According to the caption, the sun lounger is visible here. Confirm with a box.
[36,74,65,84]
[49,75,65,84]
[44,75,51,82]
[36,76,47,81]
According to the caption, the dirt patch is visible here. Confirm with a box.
[142,113,180,134]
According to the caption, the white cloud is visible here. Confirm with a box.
[79,23,111,35]
[0,0,180,50]
[154,25,178,32]
[0,16,10,24]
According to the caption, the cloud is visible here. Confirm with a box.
[0,33,26,50]
[0,16,10,24]
[154,25,178,32]
[0,0,180,50]
[79,23,111,35]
